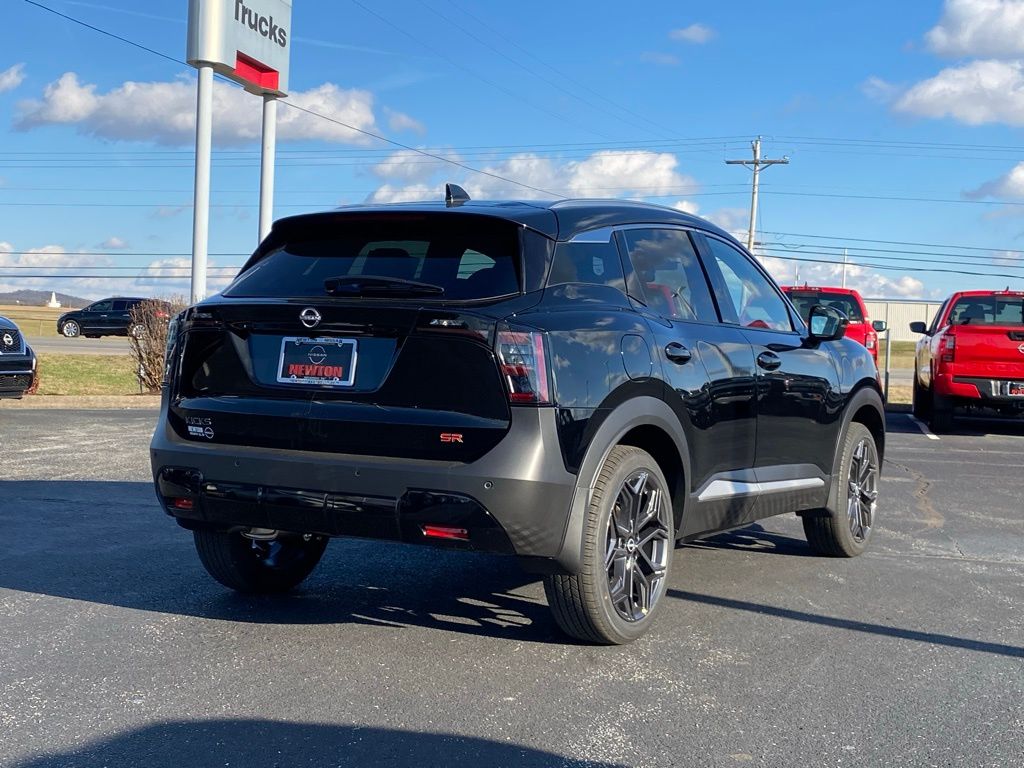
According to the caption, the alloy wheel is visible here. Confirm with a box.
[605,469,671,622]
[847,438,878,542]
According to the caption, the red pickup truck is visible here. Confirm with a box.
[783,286,887,362]
[911,290,1024,431]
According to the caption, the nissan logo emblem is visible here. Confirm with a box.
[1,333,13,347]
[300,308,321,329]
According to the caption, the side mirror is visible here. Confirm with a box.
[872,320,888,333]
[808,304,848,342]
[909,321,928,335]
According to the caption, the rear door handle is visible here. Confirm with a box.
[665,342,692,364]
[756,351,782,371]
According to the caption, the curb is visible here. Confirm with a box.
[0,395,160,410]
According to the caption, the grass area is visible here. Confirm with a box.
[0,304,68,337]
[35,353,141,396]
[886,384,911,406]
[878,340,916,371]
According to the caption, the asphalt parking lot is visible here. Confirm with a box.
[0,409,1021,767]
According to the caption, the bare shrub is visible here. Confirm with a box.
[128,297,188,393]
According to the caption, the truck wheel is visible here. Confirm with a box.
[912,371,930,420]
[544,446,674,645]
[803,423,879,557]
[193,529,328,594]
[928,390,954,433]
[60,320,80,338]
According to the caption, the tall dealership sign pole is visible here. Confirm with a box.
[186,0,292,303]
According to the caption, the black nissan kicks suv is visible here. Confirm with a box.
[0,316,37,398]
[151,194,885,644]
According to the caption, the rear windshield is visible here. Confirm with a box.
[226,217,522,300]
[948,296,1024,326]
[787,292,865,323]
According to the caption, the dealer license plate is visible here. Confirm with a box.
[1003,381,1024,397]
[277,337,357,387]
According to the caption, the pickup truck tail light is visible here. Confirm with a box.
[940,334,956,363]
[496,325,551,405]
[865,330,877,350]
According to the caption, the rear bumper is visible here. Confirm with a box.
[150,402,579,567]
[943,375,1024,408]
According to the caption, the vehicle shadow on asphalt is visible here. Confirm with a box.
[684,523,815,557]
[9,719,625,768]
[0,480,567,643]
[885,411,1024,437]
[668,589,1024,660]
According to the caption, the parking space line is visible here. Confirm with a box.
[907,414,940,440]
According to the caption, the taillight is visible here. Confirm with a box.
[496,325,551,405]
[940,334,956,363]
[865,331,877,350]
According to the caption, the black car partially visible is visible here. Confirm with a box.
[0,316,37,399]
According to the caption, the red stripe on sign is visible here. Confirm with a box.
[234,52,279,91]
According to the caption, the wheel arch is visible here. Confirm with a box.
[823,381,885,516]
[553,396,691,572]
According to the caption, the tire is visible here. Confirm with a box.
[60,320,80,338]
[912,370,930,420]
[544,446,674,644]
[803,422,879,557]
[928,389,954,433]
[129,323,145,338]
[193,529,328,594]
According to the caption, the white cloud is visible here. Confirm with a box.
[641,52,681,66]
[894,59,1024,125]
[98,236,130,250]
[384,107,426,135]
[14,72,417,147]
[670,200,699,214]
[368,149,698,204]
[704,207,749,240]
[670,23,715,44]
[758,255,926,298]
[0,63,25,93]
[967,161,1024,198]
[370,149,447,183]
[926,0,1024,58]
[860,75,900,103]
[0,243,233,300]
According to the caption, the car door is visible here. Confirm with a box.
[618,227,759,535]
[81,300,113,333]
[111,300,132,333]
[695,233,841,517]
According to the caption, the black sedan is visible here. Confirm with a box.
[0,316,37,399]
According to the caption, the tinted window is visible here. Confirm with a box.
[547,239,625,292]
[704,238,792,332]
[89,300,113,312]
[787,292,864,323]
[948,296,1024,327]
[227,218,521,301]
[622,229,717,322]
[112,300,128,311]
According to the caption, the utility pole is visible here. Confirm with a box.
[842,248,848,288]
[726,136,789,252]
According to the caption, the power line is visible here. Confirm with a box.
[760,240,1024,264]
[348,0,615,141]
[22,0,565,199]
[758,254,1024,281]
[762,230,1024,256]
[758,245,1024,272]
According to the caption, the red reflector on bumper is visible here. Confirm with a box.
[422,525,469,541]
[172,498,194,511]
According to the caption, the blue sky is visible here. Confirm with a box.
[3,0,1024,301]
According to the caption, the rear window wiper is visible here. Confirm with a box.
[324,275,445,296]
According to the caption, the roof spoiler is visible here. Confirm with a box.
[445,183,470,207]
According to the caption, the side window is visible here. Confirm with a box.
[112,300,128,311]
[90,300,113,312]
[621,228,717,322]
[929,300,950,333]
[548,239,625,292]
[703,237,793,332]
